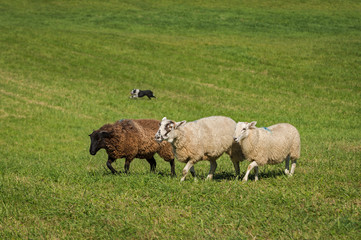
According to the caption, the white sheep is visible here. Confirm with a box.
[155,116,243,181]
[233,121,300,182]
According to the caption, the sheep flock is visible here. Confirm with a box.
[89,116,301,182]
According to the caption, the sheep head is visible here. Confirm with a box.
[233,121,257,143]
[155,117,186,143]
[89,129,113,155]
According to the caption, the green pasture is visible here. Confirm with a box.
[0,0,360,239]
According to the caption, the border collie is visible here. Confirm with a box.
[130,89,156,99]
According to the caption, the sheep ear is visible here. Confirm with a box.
[175,120,186,129]
[89,130,95,136]
[249,121,257,129]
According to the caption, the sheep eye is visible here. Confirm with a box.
[242,128,246,131]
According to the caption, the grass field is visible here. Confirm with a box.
[0,0,360,239]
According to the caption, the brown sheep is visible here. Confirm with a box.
[89,119,175,175]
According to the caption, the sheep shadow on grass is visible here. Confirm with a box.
[87,167,175,178]
[241,168,285,181]
[213,171,239,181]
[213,168,285,181]
[87,167,286,182]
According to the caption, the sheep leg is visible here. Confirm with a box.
[284,155,291,175]
[254,165,259,181]
[190,166,196,177]
[243,161,258,182]
[181,161,194,182]
[206,159,217,181]
[290,159,297,176]
[229,146,243,179]
[107,157,118,174]
[124,158,133,173]
[231,158,240,179]
[146,157,157,173]
[169,159,176,176]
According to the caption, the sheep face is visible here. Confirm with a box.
[233,121,257,143]
[89,130,112,155]
[155,117,186,143]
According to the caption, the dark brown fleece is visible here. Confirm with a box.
[91,119,174,173]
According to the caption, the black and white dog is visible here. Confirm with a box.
[130,89,156,99]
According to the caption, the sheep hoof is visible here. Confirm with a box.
[285,169,293,177]
[205,175,213,181]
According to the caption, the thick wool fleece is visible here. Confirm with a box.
[170,116,242,164]
[98,119,174,162]
[241,123,300,166]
